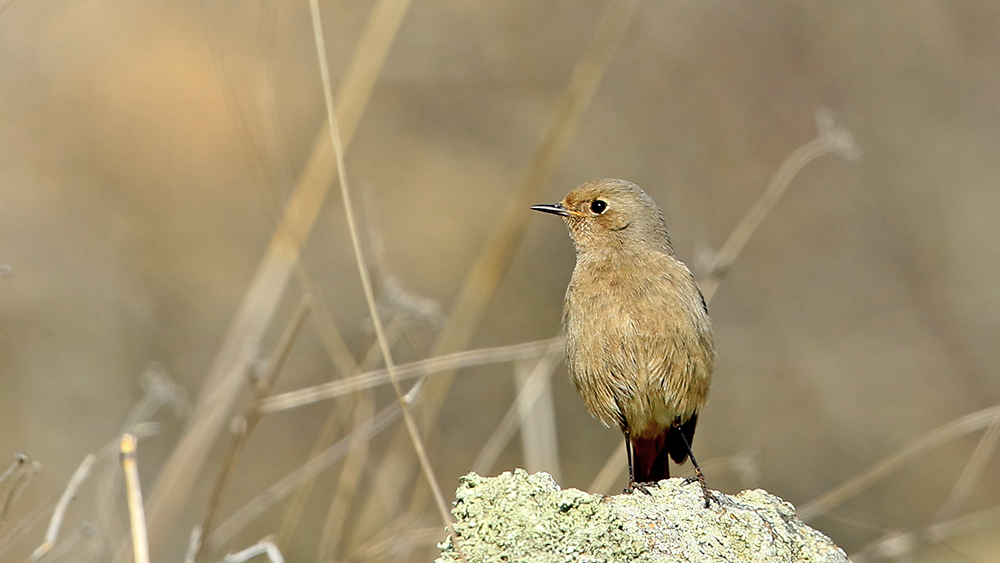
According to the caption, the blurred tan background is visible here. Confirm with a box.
[2,0,1000,561]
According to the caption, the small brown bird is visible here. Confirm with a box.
[532,179,715,497]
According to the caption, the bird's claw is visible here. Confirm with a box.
[682,474,719,508]
[624,480,655,495]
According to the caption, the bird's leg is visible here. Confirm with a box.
[674,422,716,508]
[623,430,651,495]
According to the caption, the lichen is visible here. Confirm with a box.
[437,470,849,563]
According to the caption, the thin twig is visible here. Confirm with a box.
[259,337,562,414]
[31,454,95,561]
[120,435,150,563]
[198,297,311,561]
[306,0,462,557]
[700,109,859,302]
[798,403,1000,521]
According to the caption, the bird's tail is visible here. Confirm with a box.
[631,415,698,483]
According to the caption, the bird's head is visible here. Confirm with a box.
[531,178,673,255]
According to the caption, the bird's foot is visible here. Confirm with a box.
[623,479,655,495]
[682,473,718,508]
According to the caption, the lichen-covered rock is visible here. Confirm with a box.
[437,469,849,563]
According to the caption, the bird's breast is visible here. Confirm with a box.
[563,253,714,433]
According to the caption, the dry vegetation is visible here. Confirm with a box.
[2,1,1000,562]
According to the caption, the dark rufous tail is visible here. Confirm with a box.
[630,415,698,483]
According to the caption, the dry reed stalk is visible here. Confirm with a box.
[196,298,311,561]
[119,435,150,563]
[142,0,412,555]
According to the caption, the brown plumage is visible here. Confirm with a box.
[532,178,715,491]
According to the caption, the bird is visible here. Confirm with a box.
[531,178,715,499]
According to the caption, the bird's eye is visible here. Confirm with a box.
[590,199,608,214]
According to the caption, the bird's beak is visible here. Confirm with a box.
[530,203,571,217]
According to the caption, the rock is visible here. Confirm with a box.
[436,469,849,563]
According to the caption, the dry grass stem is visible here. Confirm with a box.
[798,402,1000,521]
[851,503,1000,563]
[0,453,28,488]
[314,393,375,562]
[0,462,43,557]
[206,401,403,550]
[472,339,564,475]
[413,0,641,443]
[588,442,627,493]
[308,0,459,552]
[97,368,188,559]
[221,538,284,563]
[275,320,401,551]
[198,297,311,561]
[934,417,1000,523]
[514,355,563,480]
[30,453,95,561]
[294,266,362,378]
[185,526,202,563]
[345,526,444,562]
[259,337,562,414]
[354,2,644,526]
[41,523,91,561]
[142,0,410,551]
[119,434,150,563]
